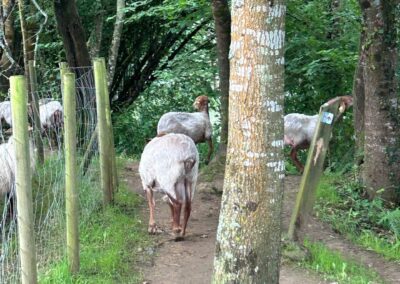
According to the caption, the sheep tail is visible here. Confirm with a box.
[184,158,196,174]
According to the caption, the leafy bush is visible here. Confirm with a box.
[315,172,400,260]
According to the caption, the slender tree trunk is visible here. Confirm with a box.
[213,2,286,283]
[211,0,230,155]
[107,0,125,90]
[0,0,18,90]
[87,11,104,58]
[352,28,365,168]
[53,0,91,68]
[17,0,30,77]
[360,0,400,203]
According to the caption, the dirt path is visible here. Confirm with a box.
[285,176,400,284]
[124,163,400,283]
[124,163,326,284]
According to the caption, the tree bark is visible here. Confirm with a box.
[211,0,230,154]
[360,0,400,203]
[213,1,285,283]
[17,0,30,77]
[0,0,19,90]
[87,11,104,58]
[352,24,365,168]
[107,0,125,90]
[53,0,91,68]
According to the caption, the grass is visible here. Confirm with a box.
[303,239,384,284]
[39,159,152,283]
[315,173,400,262]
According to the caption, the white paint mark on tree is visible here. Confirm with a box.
[241,119,251,137]
[264,100,282,112]
[272,140,284,147]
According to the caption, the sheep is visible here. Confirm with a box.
[0,135,36,218]
[39,100,63,147]
[139,133,199,240]
[157,95,213,164]
[0,101,12,128]
[39,100,63,131]
[284,95,353,173]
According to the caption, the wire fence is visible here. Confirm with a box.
[0,64,102,282]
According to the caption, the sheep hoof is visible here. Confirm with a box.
[148,224,163,235]
[172,226,182,234]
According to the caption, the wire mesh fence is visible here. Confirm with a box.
[0,64,102,282]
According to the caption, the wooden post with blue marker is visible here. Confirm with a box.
[288,96,351,240]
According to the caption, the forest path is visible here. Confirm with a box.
[123,162,399,283]
[284,176,400,284]
[124,162,325,284]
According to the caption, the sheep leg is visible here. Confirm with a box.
[181,179,192,237]
[172,202,182,234]
[290,147,304,173]
[206,138,213,165]
[168,201,175,228]
[146,189,161,234]
[182,201,191,237]
[290,141,310,173]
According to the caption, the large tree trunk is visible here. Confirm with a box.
[211,0,230,155]
[213,2,285,283]
[360,0,400,203]
[53,0,91,68]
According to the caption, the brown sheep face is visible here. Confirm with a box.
[193,96,209,112]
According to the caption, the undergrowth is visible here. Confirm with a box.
[315,171,400,262]
[39,158,151,283]
[303,239,383,284]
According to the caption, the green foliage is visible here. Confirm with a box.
[303,239,383,284]
[113,37,218,158]
[315,172,400,261]
[285,0,361,171]
[39,165,151,283]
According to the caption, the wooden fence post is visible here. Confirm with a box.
[288,98,345,240]
[28,60,44,165]
[10,75,38,284]
[59,62,69,93]
[100,59,118,190]
[63,72,80,273]
[93,58,113,205]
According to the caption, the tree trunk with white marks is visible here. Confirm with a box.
[360,0,400,203]
[213,1,285,283]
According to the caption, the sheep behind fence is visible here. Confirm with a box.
[0,63,107,282]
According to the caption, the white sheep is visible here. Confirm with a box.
[39,100,63,131]
[0,101,13,128]
[157,95,213,164]
[39,100,63,147]
[139,133,199,239]
[284,113,318,172]
[284,95,353,173]
[0,136,36,217]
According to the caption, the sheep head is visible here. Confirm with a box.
[193,96,209,112]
